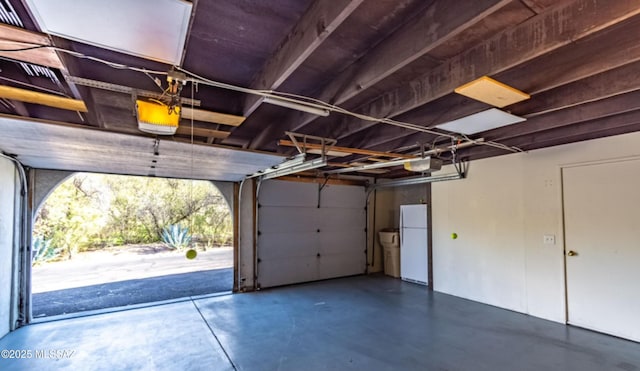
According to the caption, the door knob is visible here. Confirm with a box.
[567,250,577,256]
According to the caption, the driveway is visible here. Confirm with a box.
[31,246,233,317]
[32,268,232,317]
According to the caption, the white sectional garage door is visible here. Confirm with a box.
[257,180,366,288]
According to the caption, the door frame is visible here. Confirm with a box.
[560,155,640,326]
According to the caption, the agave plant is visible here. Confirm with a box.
[32,236,61,265]
[161,224,192,250]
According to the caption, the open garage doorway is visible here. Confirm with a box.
[31,173,233,318]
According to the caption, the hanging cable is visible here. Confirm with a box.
[0,42,522,153]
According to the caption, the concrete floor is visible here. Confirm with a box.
[1,275,638,370]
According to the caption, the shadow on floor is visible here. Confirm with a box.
[32,267,233,317]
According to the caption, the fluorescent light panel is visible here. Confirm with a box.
[455,76,529,107]
[435,108,526,135]
[26,0,192,65]
[263,97,330,117]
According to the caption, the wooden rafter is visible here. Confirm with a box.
[277,139,415,159]
[175,126,231,139]
[0,24,64,70]
[486,90,640,141]
[460,109,640,160]
[242,0,364,117]
[301,0,640,143]
[0,85,87,112]
[323,0,640,155]
[182,107,245,127]
[249,0,511,149]
[343,55,640,153]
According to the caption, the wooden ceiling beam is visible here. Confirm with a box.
[367,87,640,159]
[497,15,640,98]
[277,139,416,159]
[484,90,640,142]
[242,0,364,117]
[181,107,245,127]
[299,0,640,143]
[342,55,640,153]
[276,175,366,186]
[0,23,64,70]
[2,97,30,117]
[326,0,511,107]
[52,37,103,127]
[0,85,87,112]
[324,7,640,156]
[458,109,640,160]
[249,0,510,149]
[175,126,230,139]
[512,60,640,117]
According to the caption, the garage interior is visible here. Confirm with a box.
[0,0,639,369]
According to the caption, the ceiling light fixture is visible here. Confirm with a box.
[25,0,192,65]
[455,76,529,107]
[136,99,181,135]
[435,108,526,135]
[263,96,330,117]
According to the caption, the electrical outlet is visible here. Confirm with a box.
[543,234,555,245]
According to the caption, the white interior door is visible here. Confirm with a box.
[563,159,640,342]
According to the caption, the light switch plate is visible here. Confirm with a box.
[543,234,556,245]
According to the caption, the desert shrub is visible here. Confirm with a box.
[161,224,192,250]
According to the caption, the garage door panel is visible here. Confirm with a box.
[259,206,318,233]
[319,252,366,279]
[319,233,365,254]
[319,185,365,208]
[258,257,319,288]
[259,233,319,259]
[260,180,317,207]
[258,180,366,288]
[318,208,365,231]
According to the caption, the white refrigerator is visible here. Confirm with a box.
[400,204,429,285]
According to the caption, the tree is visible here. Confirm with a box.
[33,173,232,260]
[34,175,106,259]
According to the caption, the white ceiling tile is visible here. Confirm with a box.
[26,0,192,65]
[436,108,526,135]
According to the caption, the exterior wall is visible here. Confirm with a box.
[0,157,16,339]
[211,181,234,217]
[33,169,74,215]
[432,131,640,323]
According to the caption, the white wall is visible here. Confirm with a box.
[433,131,640,323]
[0,157,16,339]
